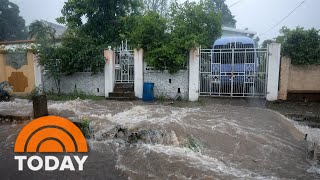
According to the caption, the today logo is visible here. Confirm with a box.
[14,116,88,171]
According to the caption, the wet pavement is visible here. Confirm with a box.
[0,98,320,179]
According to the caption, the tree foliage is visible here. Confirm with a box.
[143,0,168,16]
[126,0,222,73]
[37,0,229,75]
[57,0,142,44]
[29,20,56,45]
[277,27,320,65]
[36,0,143,75]
[212,0,236,28]
[55,30,105,74]
[261,39,274,48]
[29,21,61,92]
[0,0,27,41]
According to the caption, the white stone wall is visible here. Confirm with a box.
[42,72,105,96]
[143,69,189,100]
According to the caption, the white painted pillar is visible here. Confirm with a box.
[33,53,42,90]
[134,48,144,98]
[266,43,281,101]
[104,47,115,98]
[188,47,200,101]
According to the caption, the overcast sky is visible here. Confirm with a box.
[11,0,320,42]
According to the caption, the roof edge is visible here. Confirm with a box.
[222,27,257,35]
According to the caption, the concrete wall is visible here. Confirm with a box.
[43,72,105,96]
[144,68,189,100]
[104,48,115,97]
[134,49,143,98]
[279,57,320,100]
[266,43,281,101]
[189,48,200,101]
[288,64,320,92]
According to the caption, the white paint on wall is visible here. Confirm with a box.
[134,49,144,98]
[188,48,200,101]
[266,43,281,101]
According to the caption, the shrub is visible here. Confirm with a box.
[277,27,320,65]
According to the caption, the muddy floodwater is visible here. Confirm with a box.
[0,98,320,179]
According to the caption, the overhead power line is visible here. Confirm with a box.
[230,0,244,8]
[259,0,306,37]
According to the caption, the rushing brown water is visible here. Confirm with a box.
[0,98,320,179]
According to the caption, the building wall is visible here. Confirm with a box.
[143,68,189,100]
[43,72,105,96]
[0,51,36,95]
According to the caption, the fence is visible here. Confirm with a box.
[279,57,320,100]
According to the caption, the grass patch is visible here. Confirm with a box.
[198,98,205,106]
[156,95,166,103]
[46,93,105,101]
[20,89,105,101]
[183,136,202,152]
[45,90,105,101]
[79,117,91,138]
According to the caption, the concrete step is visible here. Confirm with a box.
[114,83,134,93]
[106,96,137,101]
[109,92,135,98]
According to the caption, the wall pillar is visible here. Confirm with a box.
[266,43,281,101]
[104,47,115,98]
[278,57,291,100]
[188,47,200,101]
[33,53,43,90]
[0,53,6,82]
[134,48,143,98]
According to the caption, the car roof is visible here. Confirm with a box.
[213,37,254,46]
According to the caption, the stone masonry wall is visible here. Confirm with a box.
[42,72,105,96]
[143,69,189,100]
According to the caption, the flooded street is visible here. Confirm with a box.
[1,98,320,179]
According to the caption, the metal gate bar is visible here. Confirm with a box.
[115,41,134,83]
[200,48,268,98]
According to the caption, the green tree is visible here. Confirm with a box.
[0,0,27,41]
[212,0,236,27]
[29,21,61,93]
[55,29,105,74]
[127,0,221,73]
[143,0,168,15]
[29,20,56,45]
[46,0,142,76]
[261,39,274,48]
[277,26,320,65]
[125,12,169,70]
[169,0,221,49]
[57,0,142,44]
